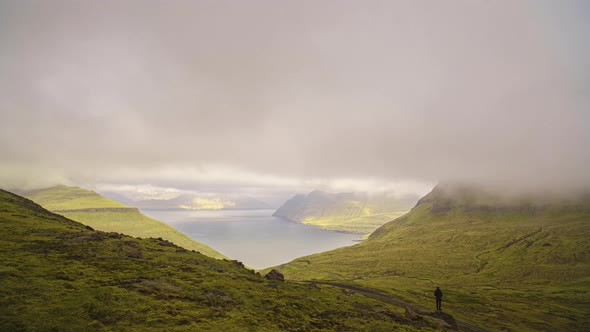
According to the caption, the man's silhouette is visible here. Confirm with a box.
[434,287,443,310]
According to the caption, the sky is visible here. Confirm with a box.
[1,0,589,201]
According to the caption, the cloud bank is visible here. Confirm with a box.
[1,0,589,195]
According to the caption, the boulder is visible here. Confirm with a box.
[264,269,285,281]
[417,309,458,331]
[422,316,455,330]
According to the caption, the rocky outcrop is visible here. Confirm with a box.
[422,310,458,331]
[405,307,458,331]
[264,269,285,281]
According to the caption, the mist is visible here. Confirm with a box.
[1,0,589,195]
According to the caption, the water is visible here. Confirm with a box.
[140,209,361,269]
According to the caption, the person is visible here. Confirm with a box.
[434,287,443,310]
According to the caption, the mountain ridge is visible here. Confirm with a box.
[275,184,590,331]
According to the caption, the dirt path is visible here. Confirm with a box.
[309,281,489,332]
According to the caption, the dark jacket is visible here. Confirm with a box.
[434,288,443,298]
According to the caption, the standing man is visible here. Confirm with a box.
[434,287,443,310]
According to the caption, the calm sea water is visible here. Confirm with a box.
[140,209,361,269]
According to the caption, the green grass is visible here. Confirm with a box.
[275,185,590,331]
[300,211,408,234]
[274,191,414,234]
[24,186,227,259]
[0,189,450,331]
[23,185,128,210]
[60,209,226,260]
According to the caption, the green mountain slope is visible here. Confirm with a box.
[273,190,417,234]
[24,186,226,259]
[0,189,453,331]
[276,184,590,331]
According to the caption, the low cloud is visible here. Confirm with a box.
[1,1,589,196]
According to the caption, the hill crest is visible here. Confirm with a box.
[23,186,227,259]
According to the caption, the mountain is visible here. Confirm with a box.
[23,186,227,259]
[102,192,272,210]
[275,184,590,331]
[273,190,418,234]
[0,188,454,331]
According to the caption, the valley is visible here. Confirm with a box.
[0,189,459,331]
[140,208,360,269]
[16,184,590,331]
[1,1,587,331]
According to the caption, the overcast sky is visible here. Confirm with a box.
[1,0,589,198]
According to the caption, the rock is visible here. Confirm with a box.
[431,311,458,330]
[124,247,142,259]
[417,309,458,331]
[157,238,176,247]
[404,307,419,320]
[226,259,245,268]
[264,269,285,281]
[423,316,454,330]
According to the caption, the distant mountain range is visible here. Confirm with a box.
[101,191,271,210]
[275,184,590,331]
[23,186,226,259]
[273,190,419,234]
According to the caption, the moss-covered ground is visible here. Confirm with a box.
[274,185,590,331]
[24,186,226,259]
[300,211,408,234]
[0,189,452,331]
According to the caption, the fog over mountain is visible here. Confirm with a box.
[1,1,589,196]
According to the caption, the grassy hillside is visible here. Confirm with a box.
[24,185,129,210]
[276,184,590,331]
[0,189,453,331]
[273,190,416,234]
[24,186,226,260]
